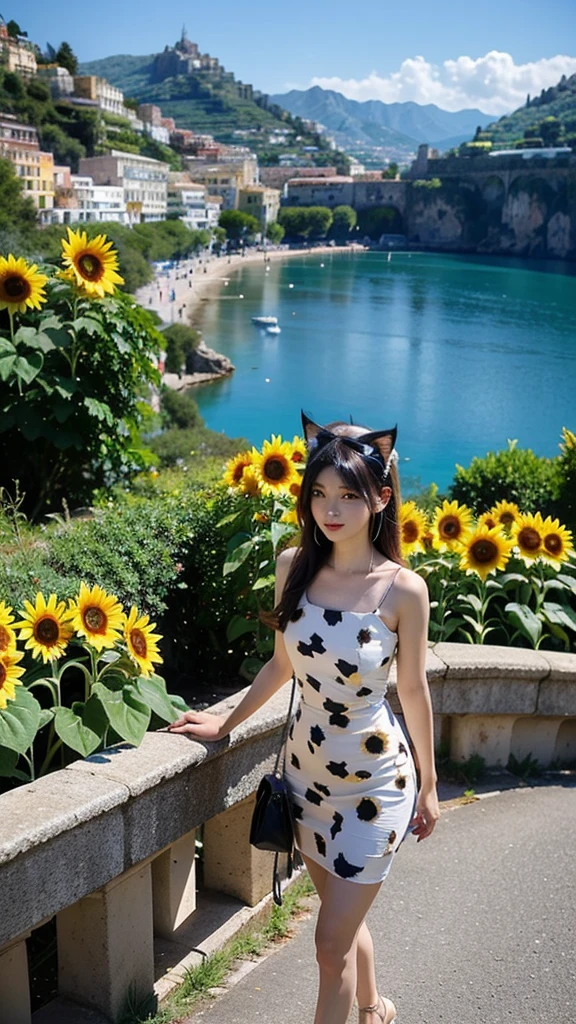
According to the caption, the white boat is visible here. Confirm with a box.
[266,324,281,334]
[252,315,278,326]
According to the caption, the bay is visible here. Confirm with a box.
[193,251,576,494]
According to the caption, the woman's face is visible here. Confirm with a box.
[309,466,374,545]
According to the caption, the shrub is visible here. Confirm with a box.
[161,323,201,374]
[448,440,562,519]
[161,388,203,430]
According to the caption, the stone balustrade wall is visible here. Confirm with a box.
[0,642,574,1023]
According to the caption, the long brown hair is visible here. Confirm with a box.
[262,421,406,632]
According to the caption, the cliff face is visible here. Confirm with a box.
[405,169,576,260]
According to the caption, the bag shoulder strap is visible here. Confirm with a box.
[273,673,297,776]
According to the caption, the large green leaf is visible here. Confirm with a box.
[0,687,42,754]
[271,521,293,553]
[223,539,254,576]
[14,326,56,353]
[226,615,258,642]
[92,682,151,746]
[0,338,17,381]
[542,602,576,634]
[504,602,542,647]
[13,351,43,384]
[135,674,178,723]
[0,746,19,777]
[54,706,101,757]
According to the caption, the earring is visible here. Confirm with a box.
[372,511,383,542]
[314,524,322,546]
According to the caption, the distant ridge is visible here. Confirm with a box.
[270,86,499,155]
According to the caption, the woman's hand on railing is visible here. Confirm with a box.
[167,711,228,741]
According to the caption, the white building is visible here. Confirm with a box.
[78,150,169,222]
[47,175,127,225]
[167,179,211,230]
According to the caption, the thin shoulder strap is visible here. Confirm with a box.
[374,565,402,612]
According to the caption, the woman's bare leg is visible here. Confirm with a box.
[300,853,383,1024]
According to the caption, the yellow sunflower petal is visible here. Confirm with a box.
[399,501,430,556]
[69,583,124,651]
[123,605,163,676]
[430,500,474,552]
[15,592,74,662]
[223,450,255,489]
[458,524,515,581]
[0,255,48,315]
[60,228,124,298]
[253,435,299,496]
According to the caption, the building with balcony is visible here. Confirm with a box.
[0,114,53,213]
[167,177,214,230]
[237,185,281,228]
[78,150,169,222]
[73,76,125,116]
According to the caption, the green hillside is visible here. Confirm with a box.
[477,73,576,149]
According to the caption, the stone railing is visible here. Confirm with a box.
[1,642,575,1024]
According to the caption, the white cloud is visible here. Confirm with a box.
[307,51,576,114]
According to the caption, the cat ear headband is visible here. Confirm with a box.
[301,411,399,478]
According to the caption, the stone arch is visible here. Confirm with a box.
[553,719,576,764]
[356,205,404,239]
[481,174,506,206]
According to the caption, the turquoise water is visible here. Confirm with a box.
[193,251,576,492]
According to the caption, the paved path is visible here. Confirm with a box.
[188,780,576,1024]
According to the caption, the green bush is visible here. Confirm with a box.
[162,323,201,374]
[448,439,562,518]
[148,425,247,468]
[161,388,203,430]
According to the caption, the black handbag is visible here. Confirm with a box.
[249,673,302,905]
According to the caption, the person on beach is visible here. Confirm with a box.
[168,413,439,1024]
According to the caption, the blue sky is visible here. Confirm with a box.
[13,1,576,113]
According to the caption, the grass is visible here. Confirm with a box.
[117,869,317,1024]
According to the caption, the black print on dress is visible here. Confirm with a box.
[292,802,303,821]
[381,656,390,667]
[356,687,373,697]
[308,724,326,753]
[395,773,407,789]
[395,741,408,766]
[384,829,397,855]
[354,770,372,780]
[330,811,344,840]
[323,609,343,626]
[326,760,348,778]
[305,788,323,806]
[335,676,346,686]
[362,731,389,756]
[334,852,364,878]
[313,781,331,796]
[356,797,379,822]
[297,633,326,658]
[290,752,300,770]
[357,628,372,646]
[290,608,304,622]
[289,722,294,741]
[306,674,322,692]
[322,698,350,728]
[335,659,358,677]
[295,706,302,721]
[296,677,304,689]
[314,832,327,857]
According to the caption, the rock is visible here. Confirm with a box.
[185,338,234,376]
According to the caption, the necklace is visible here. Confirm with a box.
[327,549,375,575]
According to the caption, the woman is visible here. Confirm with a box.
[168,413,440,1024]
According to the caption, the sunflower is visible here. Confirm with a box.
[0,601,17,655]
[489,500,522,531]
[223,450,254,489]
[0,255,48,315]
[68,582,124,651]
[0,649,25,710]
[253,435,299,496]
[430,500,474,552]
[238,466,261,497]
[511,512,546,564]
[399,501,429,556]
[61,228,124,297]
[280,507,299,526]
[288,479,301,500]
[123,606,163,677]
[290,435,307,464]
[538,516,574,569]
[15,593,74,663]
[458,524,515,581]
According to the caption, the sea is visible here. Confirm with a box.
[191,250,576,494]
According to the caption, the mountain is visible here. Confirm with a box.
[270,86,499,157]
[478,73,576,147]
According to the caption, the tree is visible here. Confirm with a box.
[6,20,26,38]
[218,209,260,241]
[330,205,357,241]
[0,157,37,237]
[39,124,86,171]
[306,206,333,239]
[161,324,201,375]
[382,163,399,179]
[55,42,78,75]
[539,117,562,147]
[266,221,285,244]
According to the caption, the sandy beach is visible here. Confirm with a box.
[135,243,367,328]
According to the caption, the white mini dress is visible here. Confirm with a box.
[282,566,418,883]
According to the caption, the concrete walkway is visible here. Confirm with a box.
[187,775,576,1024]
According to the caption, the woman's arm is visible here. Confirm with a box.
[395,570,437,787]
[168,546,297,740]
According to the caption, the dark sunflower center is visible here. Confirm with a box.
[484,518,497,529]
[78,253,104,282]
[0,663,6,687]
[471,539,498,564]
[0,626,12,652]
[233,462,248,483]
[518,527,541,552]
[544,534,562,554]
[500,512,515,525]
[403,521,419,543]
[264,457,287,481]
[84,606,107,633]
[440,515,461,539]
[34,617,60,646]
[4,274,30,300]
[130,628,148,658]
[291,452,304,463]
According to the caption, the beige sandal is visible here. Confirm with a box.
[358,993,397,1023]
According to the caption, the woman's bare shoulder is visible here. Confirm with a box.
[276,544,298,579]
[394,565,429,600]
